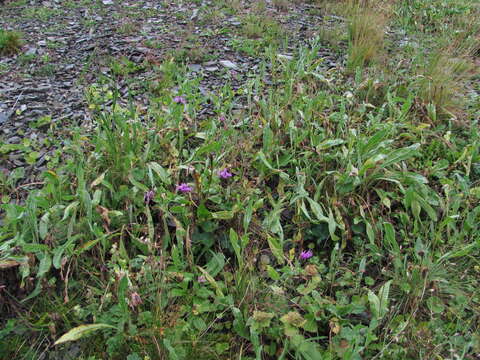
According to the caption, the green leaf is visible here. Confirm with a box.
[212,210,235,220]
[232,307,248,338]
[197,266,224,297]
[39,212,49,240]
[37,252,51,278]
[369,280,392,321]
[266,265,280,281]
[316,139,344,151]
[366,221,375,244]
[118,276,129,313]
[148,162,171,185]
[54,324,116,345]
[360,129,389,156]
[205,252,225,277]
[252,311,275,329]
[195,141,221,157]
[229,228,243,268]
[163,339,180,360]
[90,171,107,188]
[380,144,420,169]
[383,222,400,255]
[267,235,284,264]
[306,198,328,222]
[128,174,148,192]
[426,296,445,314]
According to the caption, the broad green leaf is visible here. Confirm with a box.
[62,201,79,221]
[266,265,280,281]
[205,252,225,277]
[380,144,420,169]
[90,171,106,188]
[195,141,221,157]
[316,139,344,151]
[366,221,375,244]
[128,174,148,192]
[148,162,171,185]
[267,235,284,264]
[118,275,129,313]
[197,266,224,297]
[306,198,328,222]
[212,210,235,220]
[163,339,179,360]
[37,252,51,278]
[383,222,400,255]
[21,243,49,252]
[54,324,116,345]
[39,212,49,240]
[256,150,275,170]
[369,280,392,321]
[360,129,389,157]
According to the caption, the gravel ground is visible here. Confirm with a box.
[0,0,341,193]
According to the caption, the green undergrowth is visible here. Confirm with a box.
[1,0,480,359]
[0,29,23,56]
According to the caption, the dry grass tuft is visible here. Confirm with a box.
[416,51,476,118]
[346,4,387,71]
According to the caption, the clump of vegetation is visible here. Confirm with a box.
[416,52,475,117]
[0,29,22,56]
[346,3,387,71]
[241,14,284,41]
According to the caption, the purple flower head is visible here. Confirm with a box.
[198,275,206,283]
[218,168,233,179]
[299,249,313,260]
[173,95,187,104]
[144,190,155,205]
[219,115,226,123]
[176,183,193,193]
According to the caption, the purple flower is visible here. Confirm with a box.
[176,183,193,193]
[218,168,233,179]
[219,115,226,123]
[173,95,186,104]
[198,275,206,283]
[299,249,313,260]
[144,190,155,205]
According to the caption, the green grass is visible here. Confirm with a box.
[0,29,22,56]
[1,0,480,359]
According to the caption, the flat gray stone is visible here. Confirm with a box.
[219,60,238,70]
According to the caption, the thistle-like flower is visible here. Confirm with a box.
[176,183,193,193]
[144,190,155,205]
[173,95,186,104]
[299,249,313,260]
[218,168,233,179]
